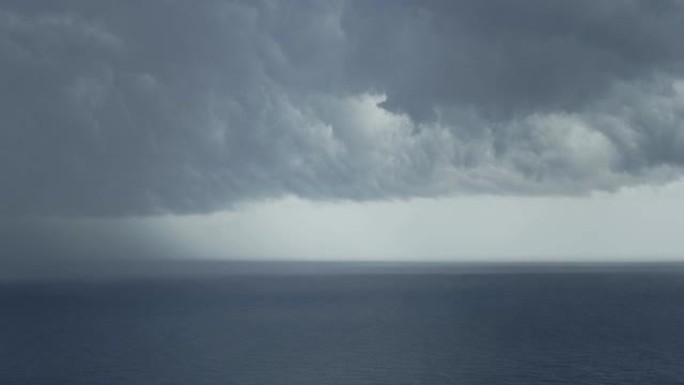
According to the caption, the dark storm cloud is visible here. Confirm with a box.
[345,0,684,118]
[2,0,684,217]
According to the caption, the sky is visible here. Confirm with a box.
[2,0,684,277]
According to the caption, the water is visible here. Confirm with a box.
[2,271,684,384]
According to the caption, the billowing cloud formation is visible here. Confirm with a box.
[2,0,684,216]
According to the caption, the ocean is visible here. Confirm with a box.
[2,268,684,384]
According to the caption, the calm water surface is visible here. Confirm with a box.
[2,272,684,384]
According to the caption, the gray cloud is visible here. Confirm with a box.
[345,0,684,118]
[2,0,684,217]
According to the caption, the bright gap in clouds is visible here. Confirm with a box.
[156,180,684,262]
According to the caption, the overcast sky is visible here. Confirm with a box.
[2,0,684,276]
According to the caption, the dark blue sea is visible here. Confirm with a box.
[2,269,684,384]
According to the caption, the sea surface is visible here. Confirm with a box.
[2,269,684,384]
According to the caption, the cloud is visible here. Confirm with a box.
[2,0,684,217]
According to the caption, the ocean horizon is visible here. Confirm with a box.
[2,263,684,384]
